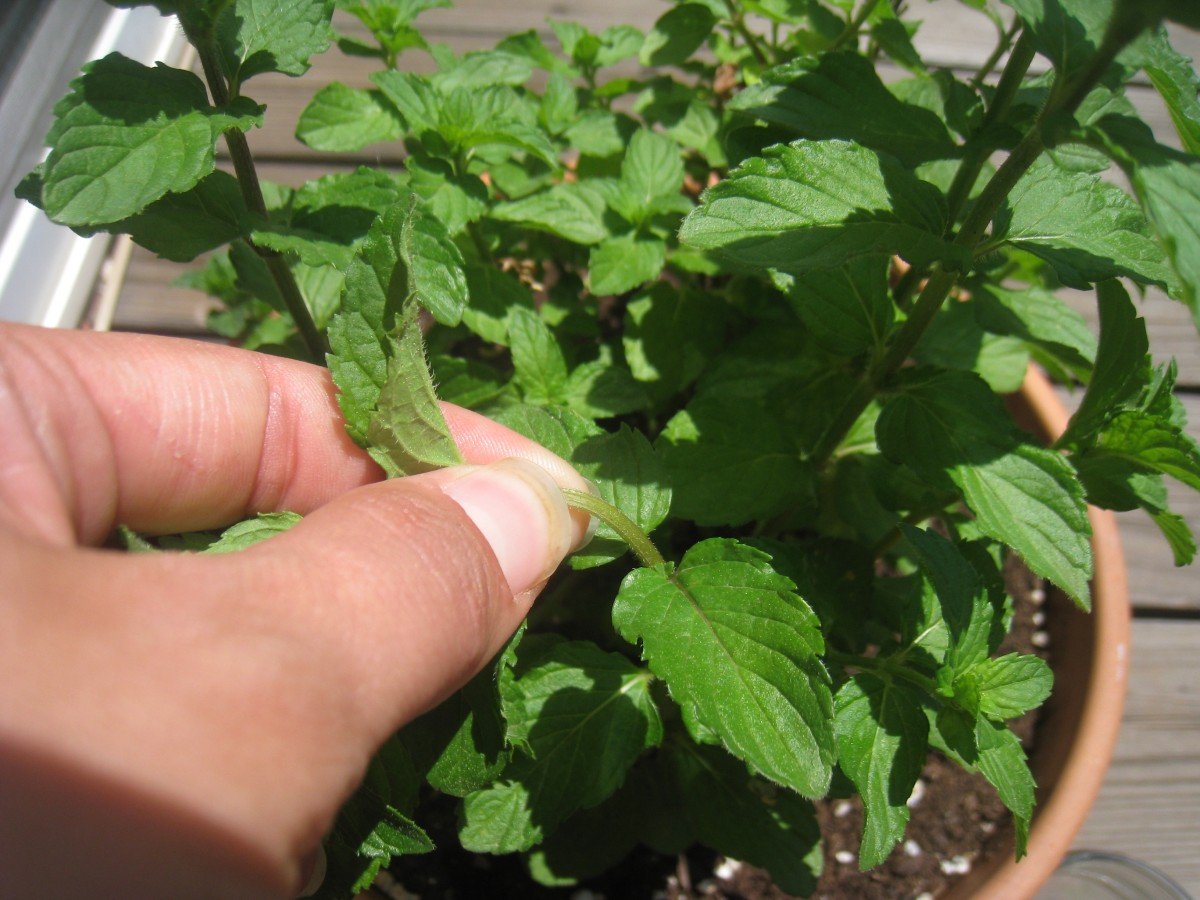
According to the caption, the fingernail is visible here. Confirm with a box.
[441,458,575,596]
[296,845,326,898]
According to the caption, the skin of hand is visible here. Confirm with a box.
[0,323,593,900]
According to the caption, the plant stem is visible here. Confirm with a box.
[193,40,329,363]
[722,0,770,66]
[561,488,667,569]
[826,649,940,695]
[944,29,1035,228]
[828,0,876,53]
[809,15,1145,472]
[970,18,1021,90]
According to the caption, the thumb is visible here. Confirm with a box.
[254,457,586,736]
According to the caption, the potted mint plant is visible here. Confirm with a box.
[18,0,1200,896]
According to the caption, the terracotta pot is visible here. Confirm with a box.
[946,366,1131,899]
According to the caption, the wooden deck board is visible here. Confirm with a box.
[1073,618,1200,895]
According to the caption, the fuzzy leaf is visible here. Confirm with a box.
[107,170,251,262]
[834,674,928,869]
[509,307,570,405]
[975,717,1036,857]
[1000,0,1112,81]
[679,139,957,273]
[610,128,686,225]
[366,312,462,477]
[973,283,1096,374]
[613,539,835,797]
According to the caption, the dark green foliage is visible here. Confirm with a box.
[25,0,1200,895]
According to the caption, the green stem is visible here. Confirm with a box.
[827,650,940,695]
[828,0,876,53]
[969,19,1021,90]
[945,29,1035,228]
[193,39,329,363]
[722,0,770,66]
[809,14,1146,472]
[560,488,667,569]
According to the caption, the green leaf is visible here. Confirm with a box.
[400,655,508,797]
[613,538,835,797]
[834,673,929,869]
[973,283,1097,375]
[640,3,717,67]
[587,235,667,295]
[610,128,685,225]
[774,256,894,356]
[1150,508,1197,566]
[358,806,433,857]
[1092,410,1200,491]
[1000,0,1112,81]
[205,511,302,552]
[571,426,671,568]
[218,0,334,85]
[40,53,261,227]
[459,640,662,853]
[679,139,957,273]
[431,356,511,410]
[996,158,1174,291]
[877,369,1093,607]
[539,73,578,136]
[407,154,487,237]
[622,283,729,402]
[563,109,638,159]
[671,742,823,896]
[526,787,642,886]
[461,265,535,346]
[728,53,956,167]
[1139,31,1200,156]
[1088,117,1200,323]
[366,311,463,477]
[370,70,440,133]
[1060,279,1149,446]
[489,404,600,461]
[327,192,464,442]
[901,525,994,671]
[107,170,250,262]
[658,397,813,526]
[508,307,570,405]
[490,183,610,245]
[295,83,403,151]
[913,302,1031,394]
[955,653,1053,721]
[560,347,649,419]
[433,49,534,91]
[975,717,1036,857]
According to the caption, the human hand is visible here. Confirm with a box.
[0,324,592,899]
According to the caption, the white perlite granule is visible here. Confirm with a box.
[835,850,856,865]
[904,839,922,857]
[907,778,926,808]
[940,855,973,876]
[833,799,854,818]
[713,858,743,880]
[1032,630,1050,648]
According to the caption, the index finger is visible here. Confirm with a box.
[0,324,587,546]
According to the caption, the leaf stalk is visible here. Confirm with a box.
[560,488,667,569]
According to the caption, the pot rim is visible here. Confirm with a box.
[945,365,1131,900]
